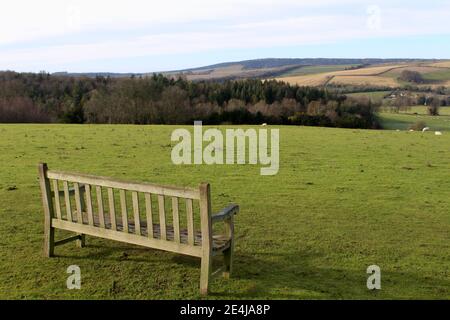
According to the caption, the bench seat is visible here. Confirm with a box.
[70,211,231,252]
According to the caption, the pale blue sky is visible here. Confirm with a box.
[1,0,449,73]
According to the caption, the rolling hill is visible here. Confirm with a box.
[52,58,445,83]
[275,61,450,89]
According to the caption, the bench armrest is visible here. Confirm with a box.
[211,204,239,223]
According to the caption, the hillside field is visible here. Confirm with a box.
[275,61,450,88]
[378,106,450,132]
[0,124,449,299]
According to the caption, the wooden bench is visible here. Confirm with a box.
[38,163,239,295]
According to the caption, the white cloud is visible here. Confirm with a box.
[0,0,448,71]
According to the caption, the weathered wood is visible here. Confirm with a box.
[107,188,117,230]
[47,170,200,199]
[132,191,141,236]
[199,183,212,295]
[58,184,85,197]
[158,195,166,240]
[85,184,94,226]
[58,210,230,250]
[38,163,55,257]
[74,182,84,224]
[172,197,180,243]
[41,166,238,295]
[96,186,105,228]
[76,234,86,248]
[54,234,82,247]
[63,181,73,222]
[52,180,62,220]
[223,214,235,279]
[211,265,227,278]
[186,199,195,246]
[144,193,153,238]
[52,219,202,257]
[211,204,239,223]
[120,189,129,233]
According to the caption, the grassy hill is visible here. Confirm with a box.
[1,124,449,299]
[378,106,450,131]
[275,61,450,89]
[159,58,438,81]
[50,59,449,86]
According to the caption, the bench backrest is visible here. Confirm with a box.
[38,163,212,257]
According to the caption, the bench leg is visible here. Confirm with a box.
[44,226,55,257]
[200,255,212,295]
[76,234,85,248]
[223,243,233,279]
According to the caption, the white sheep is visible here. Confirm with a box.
[435,131,443,136]
[422,127,430,132]
[261,123,267,126]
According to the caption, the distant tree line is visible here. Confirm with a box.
[0,71,380,128]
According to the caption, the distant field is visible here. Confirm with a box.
[276,64,405,88]
[278,65,357,77]
[422,69,450,82]
[378,112,450,131]
[378,106,450,131]
[425,61,450,68]
[331,65,406,76]
[277,73,332,86]
[329,75,399,87]
[274,61,450,89]
[1,124,449,299]
[378,105,450,131]
[346,91,392,102]
[396,106,450,116]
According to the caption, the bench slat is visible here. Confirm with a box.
[132,192,141,236]
[96,186,105,228]
[107,188,117,231]
[120,189,129,233]
[47,170,200,199]
[158,195,166,240]
[85,184,94,226]
[74,183,84,224]
[52,219,203,257]
[145,193,153,238]
[52,180,62,219]
[172,197,180,243]
[63,181,73,222]
[186,198,194,246]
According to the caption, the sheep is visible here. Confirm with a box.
[435,131,443,136]
[422,127,430,132]
[261,123,267,126]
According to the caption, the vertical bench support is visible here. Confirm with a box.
[199,183,212,295]
[38,163,55,257]
[223,213,234,279]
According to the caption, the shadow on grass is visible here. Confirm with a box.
[209,252,450,299]
[54,241,450,299]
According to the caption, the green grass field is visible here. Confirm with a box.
[1,124,449,299]
[378,106,450,131]
[422,69,450,82]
